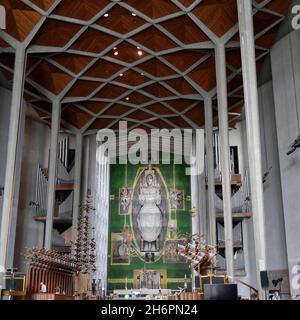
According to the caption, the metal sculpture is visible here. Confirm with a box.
[177,234,217,274]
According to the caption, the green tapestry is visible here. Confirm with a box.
[108,160,192,292]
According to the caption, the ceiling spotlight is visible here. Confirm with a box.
[137,50,143,56]
[120,73,124,77]
[113,47,117,50]
[132,13,137,16]
[126,97,130,101]
[104,13,109,17]
[114,51,119,56]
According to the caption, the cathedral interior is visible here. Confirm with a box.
[0,0,300,301]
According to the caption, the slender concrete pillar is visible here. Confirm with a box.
[45,100,61,249]
[215,43,234,279]
[82,136,90,202]
[191,133,200,236]
[205,96,217,246]
[194,130,207,239]
[0,46,27,268]
[72,133,83,242]
[237,0,267,299]
[198,173,207,239]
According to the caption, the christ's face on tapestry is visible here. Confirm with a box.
[146,174,153,186]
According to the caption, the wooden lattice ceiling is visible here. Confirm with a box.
[0,0,291,133]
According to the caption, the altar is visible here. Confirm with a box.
[112,289,173,300]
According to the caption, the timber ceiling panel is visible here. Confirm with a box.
[30,0,55,12]
[178,0,198,8]
[105,41,148,63]
[0,0,292,132]
[169,116,192,128]
[121,92,151,105]
[144,103,174,115]
[28,60,73,95]
[187,55,216,91]
[78,101,109,114]
[93,83,128,100]
[89,117,119,130]
[162,51,207,72]
[253,10,281,35]
[142,82,175,98]
[83,59,123,79]
[164,77,198,95]
[125,0,181,19]
[184,103,205,127]
[50,54,94,75]
[137,58,176,78]
[166,99,197,112]
[31,19,82,47]
[255,25,278,49]
[148,118,176,129]
[53,0,109,21]
[128,109,155,121]
[113,69,151,87]
[65,80,101,97]
[264,0,291,15]
[192,0,238,37]
[132,26,178,52]
[61,104,93,129]
[1,0,42,42]
[160,15,210,44]
[101,103,130,117]
[96,5,147,34]
[70,28,118,53]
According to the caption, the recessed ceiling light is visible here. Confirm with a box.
[132,13,137,16]
[114,51,119,56]
[137,50,143,56]
[104,13,109,17]
[126,97,130,101]
[120,73,124,77]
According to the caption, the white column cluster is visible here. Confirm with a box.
[238,0,267,299]
[190,130,206,238]
[215,43,234,280]
[190,133,200,236]
[93,144,110,292]
[205,96,216,246]
[0,46,27,268]
[72,133,83,243]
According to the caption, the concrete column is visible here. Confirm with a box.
[215,43,234,279]
[194,130,207,239]
[205,96,217,246]
[0,46,27,268]
[7,91,26,267]
[237,0,267,299]
[45,100,61,249]
[198,173,207,239]
[191,133,200,236]
[82,136,90,201]
[72,133,83,242]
